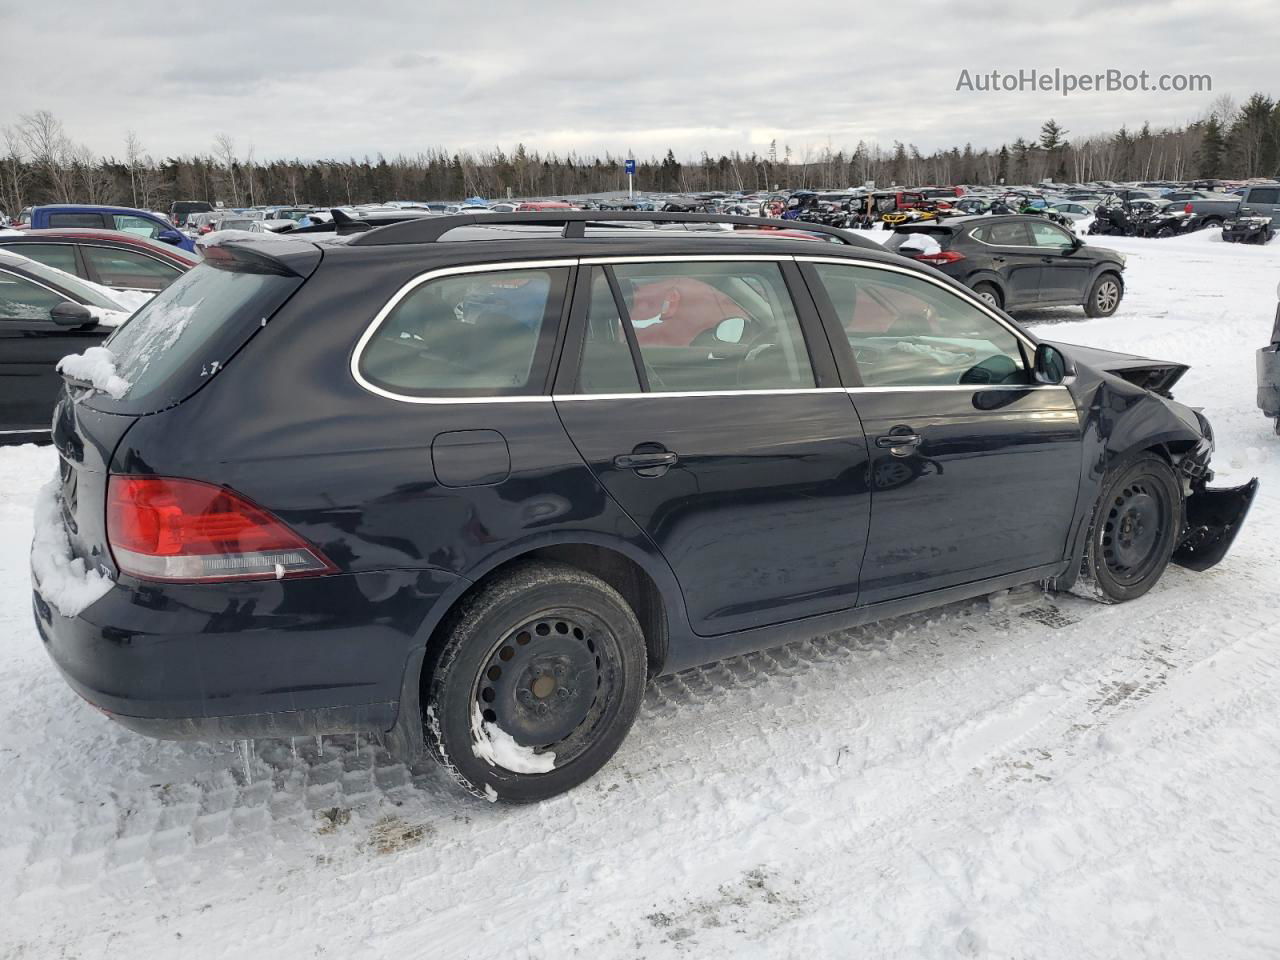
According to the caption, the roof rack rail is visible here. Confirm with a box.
[347,210,872,247]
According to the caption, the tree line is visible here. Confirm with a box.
[3,93,1279,214]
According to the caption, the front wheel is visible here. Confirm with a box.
[1085,273,1123,317]
[1081,455,1182,602]
[423,561,648,803]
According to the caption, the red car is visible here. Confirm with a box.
[0,228,197,292]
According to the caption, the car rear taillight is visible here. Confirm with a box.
[107,476,335,582]
[1185,202,1194,214]
[912,251,966,264]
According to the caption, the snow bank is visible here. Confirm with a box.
[470,703,555,773]
[56,346,130,398]
[29,478,112,617]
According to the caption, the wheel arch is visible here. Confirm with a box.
[384,533,684,765]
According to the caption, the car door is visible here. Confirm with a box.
[0,268,108,432]
[1027,220,1092,304]
[970,220,1043,307]
[802,259,1083,605]
[554,259,872,637]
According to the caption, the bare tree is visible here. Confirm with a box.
[213,133,240,205]
[1,125,28,217]
[19,110,76,202]
[125,130,144,207]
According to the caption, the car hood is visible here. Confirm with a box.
[1048,341,1189,397]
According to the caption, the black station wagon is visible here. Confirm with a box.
[33,212,1256,802]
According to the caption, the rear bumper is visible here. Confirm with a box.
[33,567,461,740]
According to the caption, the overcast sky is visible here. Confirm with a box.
[1,0,1276,162]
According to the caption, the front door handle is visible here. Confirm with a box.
[613,449,679,476]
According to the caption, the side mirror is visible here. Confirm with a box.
[715,316,746,344]
[50,301,94,326]
[1034,342,1072,385]
[156,229,184,245]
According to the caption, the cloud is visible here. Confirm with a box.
[2,0,1276,161]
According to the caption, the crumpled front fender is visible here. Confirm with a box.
[1173,478,1259,572]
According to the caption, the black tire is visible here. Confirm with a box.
[1084,272,1123,318]
[423,561,647,803]
[971,281,1003,310]
[1080,455,1181,602]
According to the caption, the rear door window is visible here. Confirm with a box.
[357,267,569,397]
[577,268,641,394]
[974,221,1032,246]
[605,261,815,392]
[5,242,80,277]
[82,246,182,290]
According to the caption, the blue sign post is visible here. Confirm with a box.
[624,158,636,198]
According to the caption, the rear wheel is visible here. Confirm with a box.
[1085,273,1123,317]
[971,282,1002,309]
[423,561,647,803]
[1080,455,1181,602]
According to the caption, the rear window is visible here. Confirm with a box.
[48,213,108,228]
[90,260,301,413]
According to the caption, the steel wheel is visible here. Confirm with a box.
[423,560,647,803]
[472,608,622,769]
[1082,454,1181,602]
[1100,480,1170,587]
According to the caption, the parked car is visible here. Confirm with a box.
[0,250,134,439]
[248,219,299,234]
[28,205,196,253]
[169,201,214,228]
[0,228,196,292]
[886,214,1126,316]
[1181,194,1242,228]
[1238,184,1280,225]
[30,211,1255,804]
[1048,202,1094,221]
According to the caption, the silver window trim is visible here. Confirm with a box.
[350,253,1059,405]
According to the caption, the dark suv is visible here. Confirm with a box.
[33,212,1255,803]
[886,214,1126,317]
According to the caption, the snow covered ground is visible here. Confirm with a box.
[1,229,1278,959]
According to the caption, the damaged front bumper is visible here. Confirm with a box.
[1172,478,1259,572]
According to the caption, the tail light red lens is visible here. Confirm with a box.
[913,251,966,264]
[107,476,335,582]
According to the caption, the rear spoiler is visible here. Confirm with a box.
[199,235,321,279]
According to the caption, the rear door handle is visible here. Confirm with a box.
[613,451,679,476]
[876,433,921,457]
[990,255,1006,263]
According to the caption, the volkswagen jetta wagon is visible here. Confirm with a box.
[33,212,1256,802]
